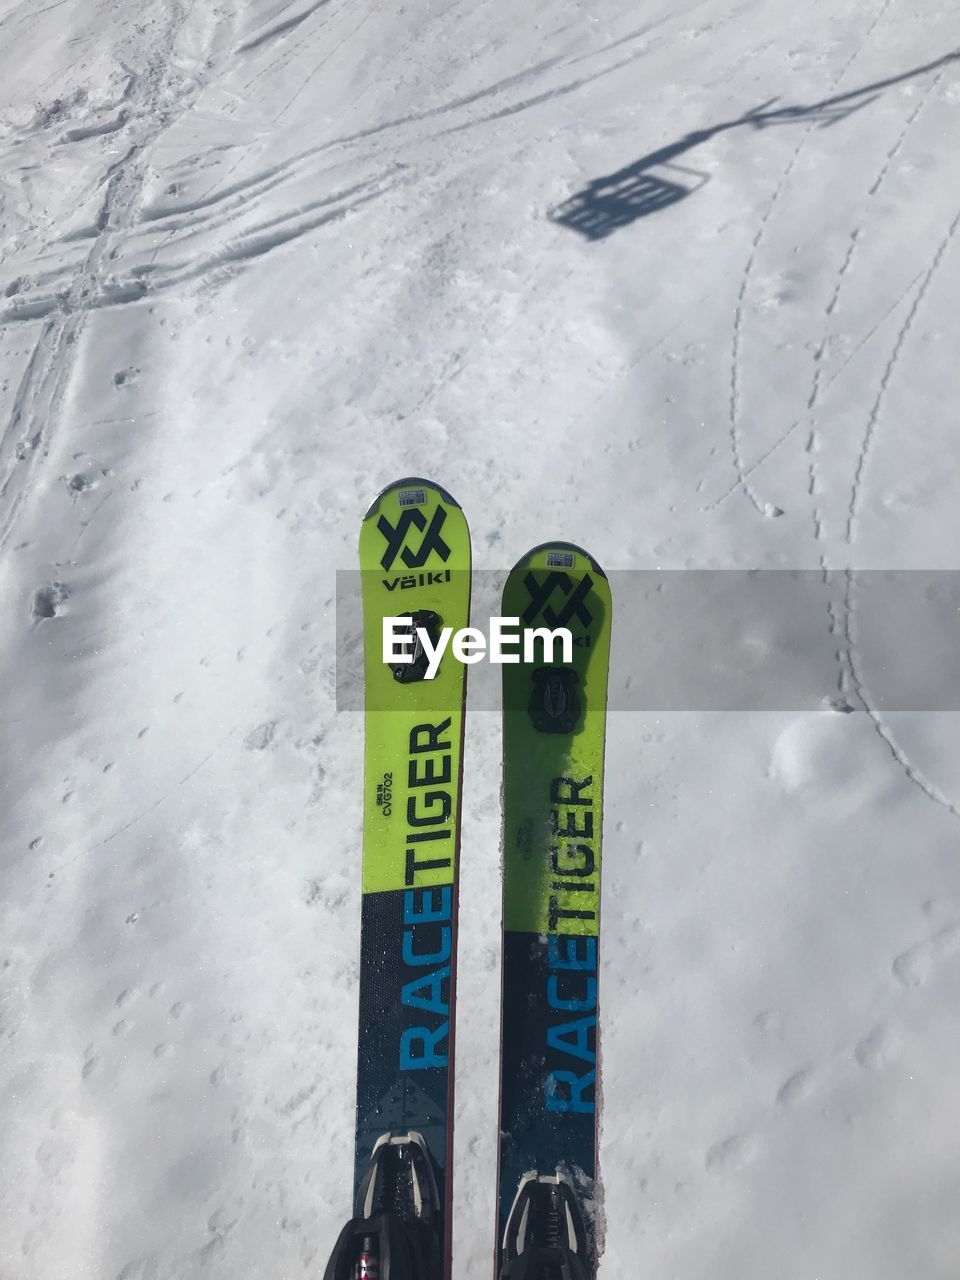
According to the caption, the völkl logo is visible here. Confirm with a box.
[522,571,595,628]
[377,507,451,570]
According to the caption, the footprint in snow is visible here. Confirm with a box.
[66,472,93,494]
[32,582,69,619]
[892,921,960,988]
[854,1024,892,1071]
[776,1067,814,1108]
[705,1130,756,1171]
[245,721,278,751]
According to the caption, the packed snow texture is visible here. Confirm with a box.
[2,0,960,1275]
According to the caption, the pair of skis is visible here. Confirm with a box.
[325,478,612,1280]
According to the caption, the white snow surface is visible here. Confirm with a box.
[2,0,960,1275]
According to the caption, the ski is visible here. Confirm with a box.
[326,478,471,1280]
[496,542,612,1280]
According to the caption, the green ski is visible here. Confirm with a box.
[496,542,612,1280]
[325,477,471,1280]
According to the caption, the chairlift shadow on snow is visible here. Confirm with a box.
[551,48,960,241]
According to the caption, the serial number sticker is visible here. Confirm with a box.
[376,772,393,816]
[547,550,575,568]
[398,488,427,508]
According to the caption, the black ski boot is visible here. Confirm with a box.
[499,1172,592,1280]
[323,1132,443,1280]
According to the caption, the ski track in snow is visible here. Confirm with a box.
[3,0,960,1276]
[0,21,662,335]
[0,0,238,554]
[234,0,330,57]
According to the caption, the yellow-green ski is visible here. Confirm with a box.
[496,541,612,1280]
[337,477,470,1280]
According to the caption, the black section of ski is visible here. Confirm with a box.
[354,887,453,1213]
[497,930,598,1270]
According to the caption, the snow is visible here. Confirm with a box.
[2,0,960,1274]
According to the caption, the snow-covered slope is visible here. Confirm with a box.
[2,0,959,1274]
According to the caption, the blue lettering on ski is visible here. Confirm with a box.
[399,885,452,1071]
[544,934,597,1114]
[401,965,451,1014]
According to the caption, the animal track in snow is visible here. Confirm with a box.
[720,23,940,522]
[35,1134,75,1178]
[280,1083,317,1117]
[892,921,960,988]
[244,721,278,750]
[309,763,327,805]
[32,582,68,619]
[705,1130,756,1171]
[305,877,346,910]
[775,1067,815,1108]
[710,910,960,1172]
[844,207,960,548]
[298,647,320,674]
[66,471,93,494]
[854,1023,892,1070]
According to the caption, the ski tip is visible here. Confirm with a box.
[363,476,462,519]
[509,540,607,579]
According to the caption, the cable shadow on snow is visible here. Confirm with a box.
[551,48,960,240]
